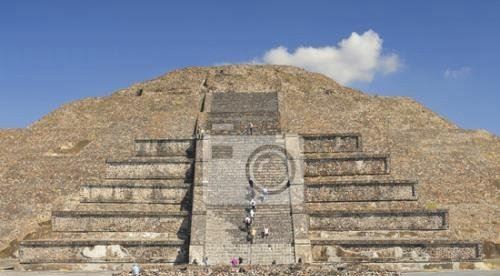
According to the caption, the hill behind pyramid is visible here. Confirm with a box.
[0,65,498,269]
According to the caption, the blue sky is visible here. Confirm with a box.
[0,1,498,134]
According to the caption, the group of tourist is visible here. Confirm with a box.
[243,179,270,244]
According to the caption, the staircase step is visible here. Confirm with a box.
[310,240,482,263]
[309,209,448,231]
[304,153,390,176]
[19,240,187,264]
[81,182,190,204]
[305,179,417,202]
[302,133,362,153]
[52,210,190,236]
[134,138,195,157]
[105,158,193,180]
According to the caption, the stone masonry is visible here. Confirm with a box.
[2,66,496,273]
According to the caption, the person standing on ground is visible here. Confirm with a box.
[248,122,254,135]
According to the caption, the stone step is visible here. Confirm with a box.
[305,201,421,212]
[308,209,448,231]
[205,208,293,244]
[305,179,418,202]
[39,232,182,241]
[105,157,193,180]
[207,110,280,135]
[310,240,482,263]
[80,182,190,204]
[19,240,187,264]
[208,111,280,121]
[51,210,190,237]
[208,121,280,135]
[62,203,187,212]
[206,204,290,211]
[309,229,453,241]
[204,243,294,265]
[134,138,195,157]
[304,153,390,176]
[301,133,362,153]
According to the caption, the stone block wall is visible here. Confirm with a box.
[311,240,482,263]
[302,134,362,153]
[80,182,189,205]
[305,180,417,202]
[304,154,390,176]
[52,211,190,238]
[20,240,187,263]
[309,210,448,231]
[135,139,195,157]
[106,160,193,179]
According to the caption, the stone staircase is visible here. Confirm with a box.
[301,134,483,267]
[194,135,296,265]
[18,139,195,270]
[205,92,281,135]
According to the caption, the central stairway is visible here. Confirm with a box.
[201,135,295,265]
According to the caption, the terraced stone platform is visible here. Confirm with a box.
[80,180,190,205]
[105,157,193,180]
[304,153,390,176]
[305,179,418,202]
[14,118,485,271]
[311,240,482,263]
[301,133,362,153]
[19,240,187,264]
[51,210,190,236]
[309,209,448,231]
[18,138,195,270]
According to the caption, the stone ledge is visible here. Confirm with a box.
[135,138,194,142]
[82,182,190,189]
[301,133,362,153]
[21,240,186,247]
[52,210,190,217]
[305,179,418,202]
[19,240,187,264]
[310,240,483,262]
[106,157,193,164]
[134,138,195,158]
[308,209,447,216]
[309,209,448,231]
[304,153,390,176]
[305,179,417,186]
[310,240,481,246]
[304,153,390,160]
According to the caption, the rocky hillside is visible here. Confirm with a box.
[0,65,498,258]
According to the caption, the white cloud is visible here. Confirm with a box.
[255,30,401,85]
[444,66,471,79]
